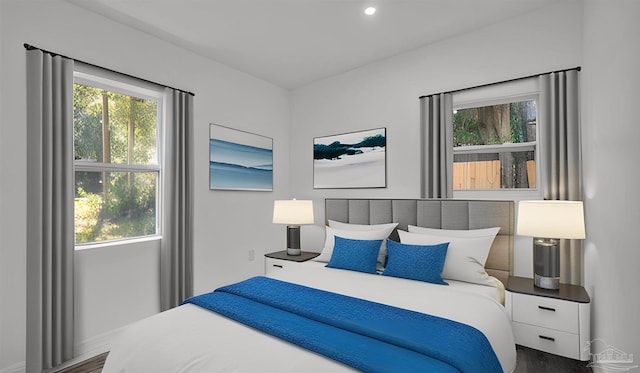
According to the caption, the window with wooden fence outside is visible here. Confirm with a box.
[453,99,537,190]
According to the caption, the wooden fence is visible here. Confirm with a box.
[453,160,536,189]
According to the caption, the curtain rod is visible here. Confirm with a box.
[24,43,195,97]
[418,66,581,99]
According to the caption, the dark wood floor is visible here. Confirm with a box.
[56,352,108,373]
[57,347,591,372]
[515,345,592,373]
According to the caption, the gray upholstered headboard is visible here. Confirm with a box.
[325,198,514,286]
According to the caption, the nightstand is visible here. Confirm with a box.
[264,250,319,276]
[505,276,591,361]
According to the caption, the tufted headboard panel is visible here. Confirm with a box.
[325,199,514,286]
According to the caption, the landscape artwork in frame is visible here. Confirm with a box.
[313,127,386,189]
[209,124,273,191]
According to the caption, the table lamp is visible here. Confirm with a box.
[273,199,314,255]
[517,200,586,290]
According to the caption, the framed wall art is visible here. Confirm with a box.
[313,127,386,189]
[209,124,273,191]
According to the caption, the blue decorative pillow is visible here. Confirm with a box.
[326,236,382,274]
[382,239,449,285]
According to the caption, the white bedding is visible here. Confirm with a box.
[103,262,516,372]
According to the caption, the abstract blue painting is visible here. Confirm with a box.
[313,127,386,189]
[210,124,273,191]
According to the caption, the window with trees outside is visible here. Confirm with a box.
[452,98,537,191]
[73,73,162,245]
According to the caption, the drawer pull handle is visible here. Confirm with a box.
[538,305,556,312]
[539,335,555,342]
[273,264,283,268]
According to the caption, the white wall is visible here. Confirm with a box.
[73,240,161,353]
[289,0,584,274]
[582,0,640,366]
[0,1,290,370]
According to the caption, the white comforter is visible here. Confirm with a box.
[103,262,516,372]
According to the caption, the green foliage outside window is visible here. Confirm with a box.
[453,100,536,147]
[74,83,159,244]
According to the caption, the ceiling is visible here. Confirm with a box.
[68,0,562,90]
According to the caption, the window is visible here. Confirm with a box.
[452,99,537,190]
[73,72,162,245]
[450,77,541,195]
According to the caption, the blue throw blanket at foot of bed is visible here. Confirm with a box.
[183,276,502,373]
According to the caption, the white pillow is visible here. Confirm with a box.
[408,225,500,238]
[327,220,398,271]
[314,226,395,269]
[398,230,498,286]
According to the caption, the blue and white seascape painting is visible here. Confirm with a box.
[210,124,273,191]
[314,128,386,189]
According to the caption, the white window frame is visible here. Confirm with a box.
[451,77,543,200]
[73,66,164,248]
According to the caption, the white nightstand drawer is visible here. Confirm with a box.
[513,322,580,360]
[264,257,312,276]
[265,257,288,275]
[512,293,578,333]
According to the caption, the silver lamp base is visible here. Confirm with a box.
[533,237,560,290]
[287,248,301,256]
[286,225,301,256]
[534,273,560,290]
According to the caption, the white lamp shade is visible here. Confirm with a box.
[517,200,586,239]
[273,200,314,225]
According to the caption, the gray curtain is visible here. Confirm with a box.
[160,88,194,311]
[26,50,75,372]
[419,93,453,198]
[539,69,583,285]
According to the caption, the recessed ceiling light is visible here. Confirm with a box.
[364,7,376,16]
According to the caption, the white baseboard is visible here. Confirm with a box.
[73,328,119,358]
[44,329,120,373]
[3,329,121,373]
[0,361,25,373]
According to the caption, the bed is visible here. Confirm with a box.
[103,198,517,372]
